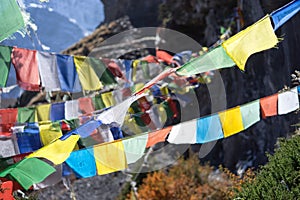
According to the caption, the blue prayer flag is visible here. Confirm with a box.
[56,54,82,92]
[196,114,224,143]
[66,148,96,178]
[16,123,42,153]
[271,0,300,30]
[50,102,65,121]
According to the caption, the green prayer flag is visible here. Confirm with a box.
[0,46,12,87]
[0,0,25,41]
[176,46,235,76]
[92,94,106,110]
[89,57,117,85]
[122,134,148,164]
[240,100,260,129]
[18,107,36,123]
[0,158,56,190]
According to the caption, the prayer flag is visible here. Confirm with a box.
[79,97,95,115]
[219,107,244,138]
[101,91,116,107]
[56,54,82,92]
[122,134,148,164]
[240,100,260,129]
[73,56,103,91]
[39,122,62,145]
[278,87,299,114]
[260,94,278,118]
[196,114,224,143]
[167,120,197,144]
[16,123,42,154]
[65,100,80,120]
[27,135,80,165]
[36,104,50,122]
[37,52,61,91]
[0,0,25,41]
[146,126,172,148]
[222,15,278,70]
[11,47,40,90]
[0,46,12,87]
[0,158,55,190]
[0,108,17,137]
[50,102,65,121]
[17,107,36,123]
[93,141,127,175]
[271,0,300,30]
[66,148,96,178]
[176,46,235,76]
[89,58,117,85]
[92,94,106,110]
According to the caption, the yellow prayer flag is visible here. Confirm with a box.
[218,106,244,138]
[39,122,63,145]
[101,91,116,107]
[27,135,80,165]
[74,56,103,91]
[93,141,127,175]
[36,104,50,122]
[222,15,278,70]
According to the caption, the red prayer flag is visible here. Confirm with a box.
[146,126,172,148]
[0,108,17,137]
[156,50,173,64]
[11,47,40,91]
[260,94,278,118]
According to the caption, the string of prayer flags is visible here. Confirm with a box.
[260,94,278,118]
[0,0,25,42]
[196,114,224,143]
[0,158,55,190]
[176,46,235,76]
[0,46,12,87]
[219,106,244,138]
[222,15,279,70]
[66,148,97,178]
[240,100,260,129]
[271,0,300,31]
[93,141,127,175]
[36,104,51,122]
[37,52,61,91]
[278,87,299,114]
[73,56,103,91]
[27,134,80,165]
[11,47,40,91]
[56,54,82,92]
[122,134,148,164]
